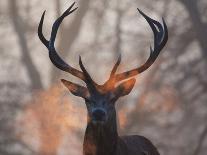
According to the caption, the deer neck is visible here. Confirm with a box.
[83,117,118,155]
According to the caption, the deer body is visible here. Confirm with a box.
[83,111,159,155]
[38,2,168,155]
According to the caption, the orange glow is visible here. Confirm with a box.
[118,109,127,129]
[16,84,85,154]
[83,139,97,155]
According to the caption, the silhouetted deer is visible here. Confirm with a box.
[38,2,168,155]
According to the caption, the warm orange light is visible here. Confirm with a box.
[16,84,85,154]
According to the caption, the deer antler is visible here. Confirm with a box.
[38,2,85,81]
[38,2,100,95]
[38,2,168,94]
[106,9,168,85]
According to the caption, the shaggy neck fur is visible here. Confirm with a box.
[83,116,118,155]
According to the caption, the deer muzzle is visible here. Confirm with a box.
[91,108,107,124]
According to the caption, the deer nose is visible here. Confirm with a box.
[92,109,106,122]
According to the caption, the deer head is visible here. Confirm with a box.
[38,2,168,126]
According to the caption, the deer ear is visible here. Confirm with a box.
[61,79,90,99]
[111,78,136,100]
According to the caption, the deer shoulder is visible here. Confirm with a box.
[118,135,160,155]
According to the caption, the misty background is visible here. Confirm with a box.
[0,0,207,154]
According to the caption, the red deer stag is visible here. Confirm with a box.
[38,2,168,155]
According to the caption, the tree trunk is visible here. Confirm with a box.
[179,0,207,59]
[9,0,43,90]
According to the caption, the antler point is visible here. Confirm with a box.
[79,55,84,69]
[137,8,144,16]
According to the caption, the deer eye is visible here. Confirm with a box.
[85,99,96,105]
[85,98,91,103]
[107,97,115,104]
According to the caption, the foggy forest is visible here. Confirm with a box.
[0,0,207,155]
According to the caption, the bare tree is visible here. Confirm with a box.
[179,0,207,59]
[9,0,43,90]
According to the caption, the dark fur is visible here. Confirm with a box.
[83,117,160,155]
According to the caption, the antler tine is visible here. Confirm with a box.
[103,54,122,90]
[113,9,168,82]
[38,2,85,81]
[49,2,78,47]
[109,54,121,78]
[79,56,99,95]
[38,11,49,48]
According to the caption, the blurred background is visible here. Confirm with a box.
[0,0,207,154]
